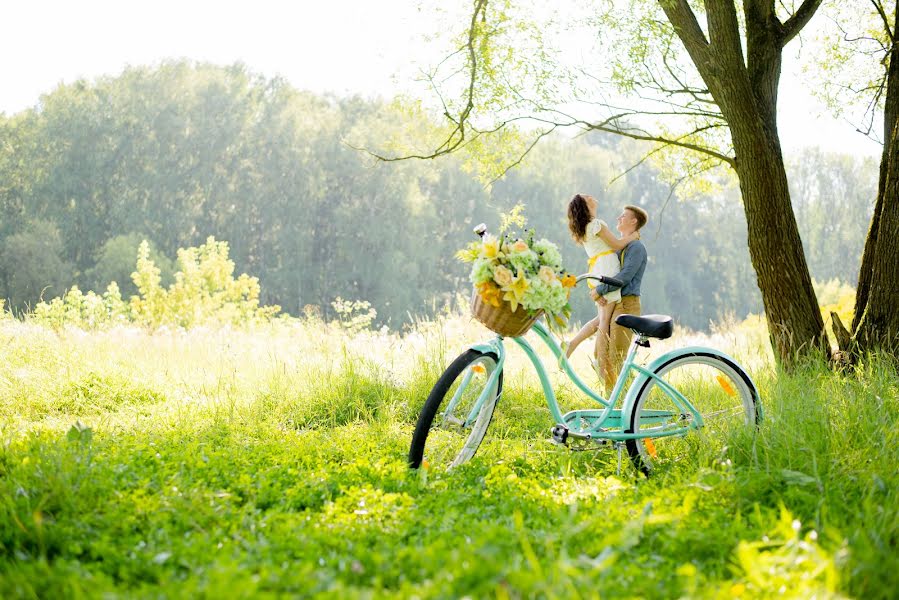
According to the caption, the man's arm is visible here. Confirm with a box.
[594,241,646,296]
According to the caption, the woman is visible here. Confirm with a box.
[563,193,639,369]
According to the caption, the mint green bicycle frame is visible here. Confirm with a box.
[459,320,759,442]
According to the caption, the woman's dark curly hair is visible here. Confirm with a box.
[567,194,593,243]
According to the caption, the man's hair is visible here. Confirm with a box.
[624,205,649,230]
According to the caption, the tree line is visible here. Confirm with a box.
[0,62,877,332]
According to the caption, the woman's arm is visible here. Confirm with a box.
[596,223,640,250]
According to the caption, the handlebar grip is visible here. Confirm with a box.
[600,276,624,289]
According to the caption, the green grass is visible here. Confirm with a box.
[0,315,896,598]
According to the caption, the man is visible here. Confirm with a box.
[590,205,649,392]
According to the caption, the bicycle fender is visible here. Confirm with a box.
[621,346,760,425]
[470,338,505,360]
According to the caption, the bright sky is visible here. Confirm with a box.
[1,0,882,158]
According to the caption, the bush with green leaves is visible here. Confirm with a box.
[130,237,280,328]
[331,297,377,334]
[31,284,128,330]
[0,220,72,312]
[31,237,279,329]
[84,233,175,298]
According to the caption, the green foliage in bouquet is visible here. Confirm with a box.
[456,205,575,328]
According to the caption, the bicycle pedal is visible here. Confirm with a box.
[551,424,569,445]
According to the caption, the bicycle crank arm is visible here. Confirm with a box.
[557,425,597,442]
[551,424,601,443]
[552,424,615,451]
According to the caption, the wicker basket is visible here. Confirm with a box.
[470,288,542,337]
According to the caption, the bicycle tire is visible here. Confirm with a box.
[408,349,502,471]
[625,352,759,475]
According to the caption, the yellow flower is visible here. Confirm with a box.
[480,235,499,259]
[511,239,529,253]
[501,270,530,312]
[493,265,514,287]
[538,265,556,284]
[561,274,577,289]
[478,281,503,307]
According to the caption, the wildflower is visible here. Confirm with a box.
[502,270,530,312]
[477,281,503,307]
[480,235,499,259]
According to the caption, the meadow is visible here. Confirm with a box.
[0,310,896,598]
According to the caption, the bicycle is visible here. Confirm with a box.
[409,243,761,476]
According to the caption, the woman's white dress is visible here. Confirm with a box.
[582,219,622,302]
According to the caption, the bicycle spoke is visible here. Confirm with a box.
[627,353,757,475]
[410,350,502,472]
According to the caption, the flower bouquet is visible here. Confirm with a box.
[457,210,575,337]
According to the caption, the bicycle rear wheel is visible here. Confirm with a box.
[408,349,502,471]
[625,352,758,475]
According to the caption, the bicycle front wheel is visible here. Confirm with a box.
[408,349,502,471]
[625,352,759,475]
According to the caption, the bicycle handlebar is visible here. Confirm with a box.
[576,273,624,289]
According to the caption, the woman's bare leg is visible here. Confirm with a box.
[564,316,600,358]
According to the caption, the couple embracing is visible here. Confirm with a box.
[563,194,649,392]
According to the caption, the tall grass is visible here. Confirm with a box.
[0,313,895,598]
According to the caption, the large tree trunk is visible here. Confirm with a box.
[663,0,830,366]
[731,127,830,363]
[845,1,899,357]
[854,119,899,355]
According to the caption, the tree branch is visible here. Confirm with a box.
[364,0,489,162]
[584,121,735,166]
[871,0,895,44]
[484,126,559,187]
[780,0,823,46]
[704,0,747,67]
[657,0,711,65]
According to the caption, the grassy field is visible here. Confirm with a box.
[0,312,896,598]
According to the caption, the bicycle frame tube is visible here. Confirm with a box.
[525,323,705,440]
[509,334,567,423]
[460,327,742,441]
[513,322,639,430]
[527,321,612,408]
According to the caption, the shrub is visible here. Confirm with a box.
[32,284,128,330]
[84,233,175,297]
[31,237,279,330]
[0,220,72,312]
[331,297,377,334]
